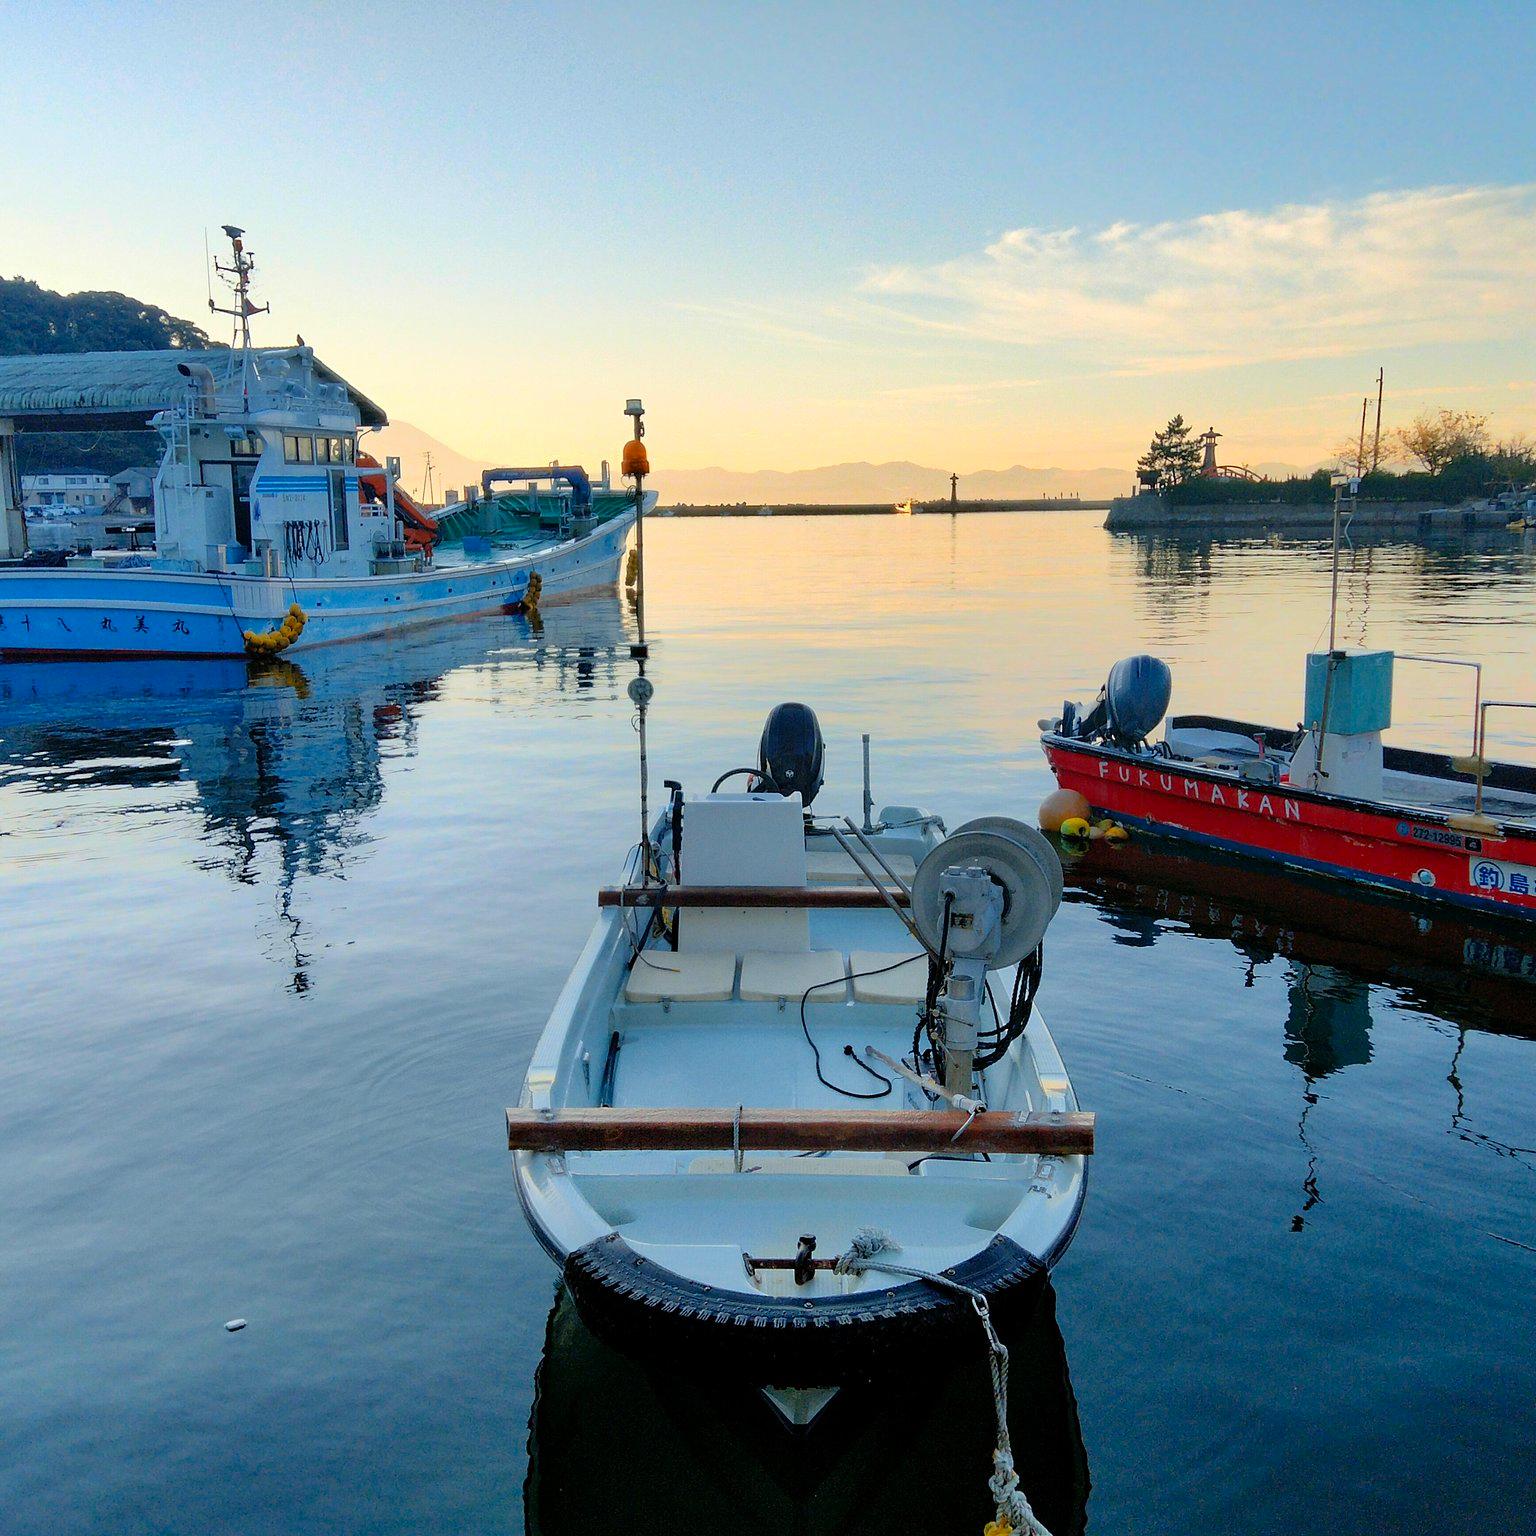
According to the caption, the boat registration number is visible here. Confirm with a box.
[1468,854,1536,898]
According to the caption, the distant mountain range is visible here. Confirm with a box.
[369,421,1318,507]
[655,460,1136,504]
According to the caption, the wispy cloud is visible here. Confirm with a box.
[871,376,1043,404]
[857,185,1536,374]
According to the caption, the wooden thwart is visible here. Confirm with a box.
[505,1105,1095,1156]
[598,884,909,909]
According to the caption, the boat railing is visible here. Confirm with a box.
[1395,653,1482,761]
[1471,700,1536,823]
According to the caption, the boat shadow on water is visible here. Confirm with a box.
[524,1276,1090,1536]
[0,594,633,988]
[1063,832,1536,1024]
[1062,833,1536,1226]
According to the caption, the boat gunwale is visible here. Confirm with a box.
[512,820,1089,1295]
[1042,727,1536,839]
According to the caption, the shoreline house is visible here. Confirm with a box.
[22,469,112,515]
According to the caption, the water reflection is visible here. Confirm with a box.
[525,1280,1089,1536]
[0,596,633,989]
[1064,835,1536,1024]
[1064,834,1536,1224]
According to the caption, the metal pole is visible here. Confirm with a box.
[624,399,653,874]
[630,497,650,858]
[861,734,874,833]
[1371,368,1384,472]
[632,470,647,655]
[1328,483,1342,653]
[1357,397,1368,477]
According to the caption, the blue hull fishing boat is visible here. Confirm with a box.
[0,228,647,660]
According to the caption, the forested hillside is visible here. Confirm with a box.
[0,277,219,474]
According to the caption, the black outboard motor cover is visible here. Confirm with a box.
[1104,654,1172,747]
[758,702,825,807]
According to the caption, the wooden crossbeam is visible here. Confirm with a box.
[598,884,909,909]
[505,1106,1094,1156]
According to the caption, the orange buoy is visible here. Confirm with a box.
[1038,788,1091,832]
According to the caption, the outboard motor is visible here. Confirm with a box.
[757,702,825,807]
[1070,655,1172,749]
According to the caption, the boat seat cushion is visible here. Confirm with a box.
[739,950,848,1003]
[624,952,737,1004]
[849,950,929,1006]
[1164,726,1263,762]
[805,848,917,885]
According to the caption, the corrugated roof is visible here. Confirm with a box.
[0,347,388,430]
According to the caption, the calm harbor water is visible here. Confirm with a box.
[3,510,1534,1534]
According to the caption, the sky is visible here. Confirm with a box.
[3,1,1536,476]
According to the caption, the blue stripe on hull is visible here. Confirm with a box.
[0,512,632,659]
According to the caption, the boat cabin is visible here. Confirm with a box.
[152,352,384,578]
[0,346,392,574]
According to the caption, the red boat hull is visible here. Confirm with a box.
[1043,737,1536,919]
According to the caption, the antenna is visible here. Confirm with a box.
[209,224,270,351]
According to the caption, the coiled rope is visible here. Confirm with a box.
[834,1228,1052,1536]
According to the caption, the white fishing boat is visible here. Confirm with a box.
[509,704,1093,1438]
[0,229,650,659]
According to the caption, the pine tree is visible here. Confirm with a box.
[1136,415,1202,491]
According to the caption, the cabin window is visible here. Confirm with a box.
[341,438,355,463]
[282,434,300,462]
[296,436,314,464]
[315,437,331,464]
[232,434,260,457]
[331,437,345,463]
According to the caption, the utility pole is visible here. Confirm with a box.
[1371,368,1384,473]
[1357,397,1369,477]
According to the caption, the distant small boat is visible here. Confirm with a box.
[510,705,1090,1419]
[894,499,915,515]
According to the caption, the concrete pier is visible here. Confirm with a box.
[1103,494,1515,534]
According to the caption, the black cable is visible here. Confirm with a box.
[798,955,930,1101]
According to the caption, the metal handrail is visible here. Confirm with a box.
[1474,700,1536,816]
[1395,653,1483,759]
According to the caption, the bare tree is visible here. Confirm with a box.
[1393,409,1490,474]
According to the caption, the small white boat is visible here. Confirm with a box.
[509,706,1092,1411]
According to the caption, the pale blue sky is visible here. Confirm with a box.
[3,1,1534,471]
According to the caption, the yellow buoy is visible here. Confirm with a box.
[1039,788,1092,832]
[1059,816,1091,840]
[242,604,306,657]
[1103,823,1129,843]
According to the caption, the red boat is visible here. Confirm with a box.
[1042,650,1536,920]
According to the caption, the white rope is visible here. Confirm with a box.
[834,1228,1052,1536]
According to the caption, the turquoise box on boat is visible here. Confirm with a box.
[1303,649,1394,734]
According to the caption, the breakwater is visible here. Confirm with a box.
[661,498,1112,517]
[1104,494,1513,533]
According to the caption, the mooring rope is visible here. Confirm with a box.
[833,1228,1052,1536]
